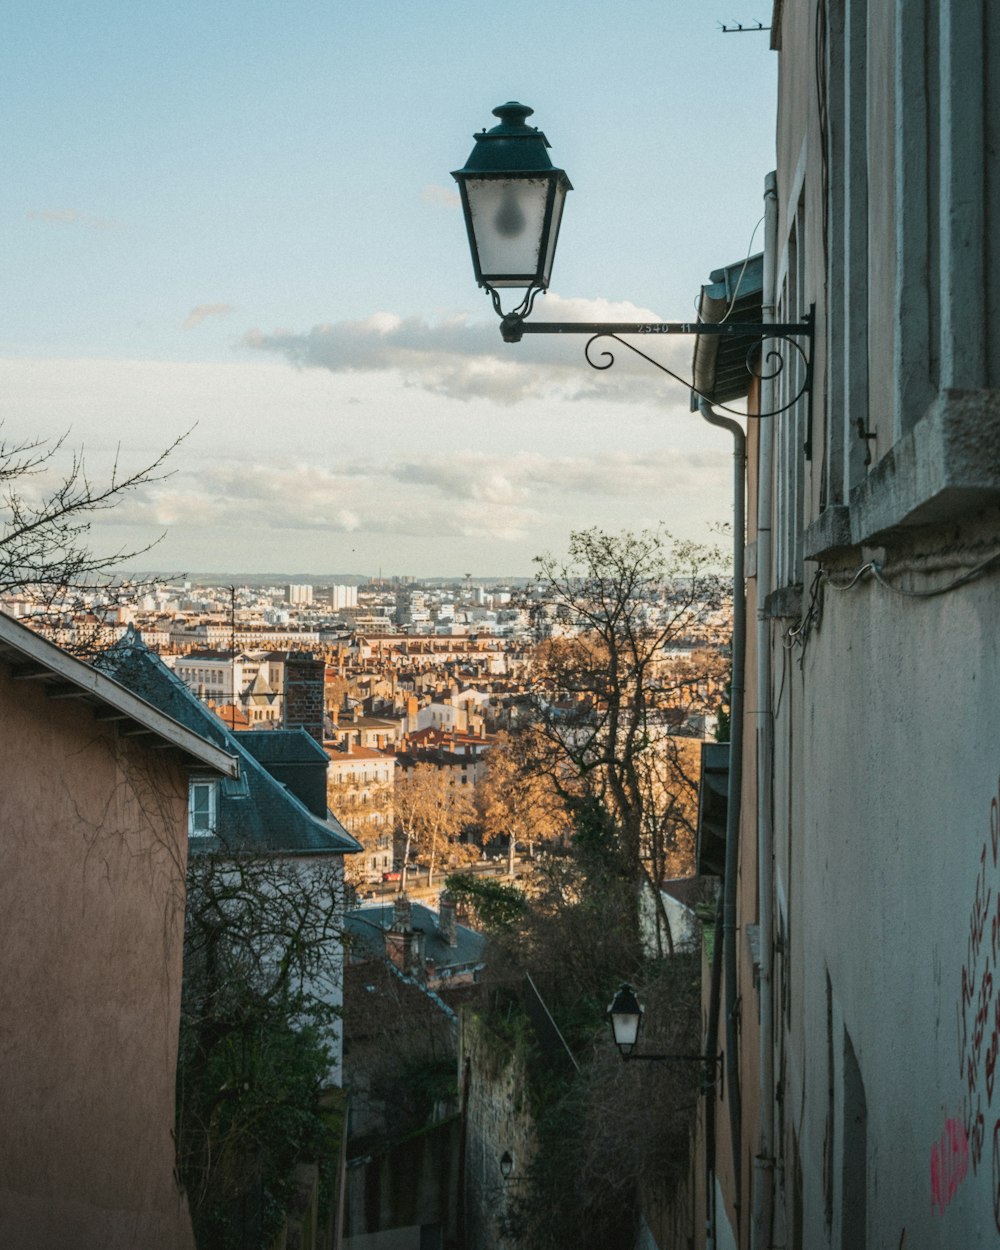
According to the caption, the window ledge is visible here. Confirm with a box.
[850,389,1000,546]
[803,505,853,561]
[763,585,803,619]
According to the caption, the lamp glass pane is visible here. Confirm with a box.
[540,181,567,289]
[611,1009,642,1049]
[465,176,550,286]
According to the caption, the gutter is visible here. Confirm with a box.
[698,396,746,1226]
[750,169,779,1250]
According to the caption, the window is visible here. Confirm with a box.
[189,779,217,838]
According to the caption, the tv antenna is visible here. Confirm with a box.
[719,18,770,32]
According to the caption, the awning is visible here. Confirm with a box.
[691,252,764,406]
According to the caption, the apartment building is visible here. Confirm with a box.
[698,4,1000,1248]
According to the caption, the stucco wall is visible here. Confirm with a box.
[777,555,1000,1249]
[0,666,196,1250]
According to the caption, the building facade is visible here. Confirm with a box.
[703,3,1000,1248]
[0,613,236,1250]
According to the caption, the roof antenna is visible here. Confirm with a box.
[719,19,770,32]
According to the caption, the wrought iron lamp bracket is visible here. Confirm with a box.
[486,287,815,420]
[622,1049,725,1096]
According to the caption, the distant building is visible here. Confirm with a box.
[286,583,313,606]
[325,745,397,881]
[331,584,358,611]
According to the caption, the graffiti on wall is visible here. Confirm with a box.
[930,1116,969,1214]
[944,775,1000,1226]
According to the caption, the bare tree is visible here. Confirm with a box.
[478,728,570,875]
[0,428,186,642]
[393,762,476,887]
[177,849,345,1247]
[529,527,728,896]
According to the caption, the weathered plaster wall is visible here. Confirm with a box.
[0,667,195,1250]
[781,559,1000,1249]
[460,1011,537,1250]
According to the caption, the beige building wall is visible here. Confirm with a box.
[0,667,196,1250]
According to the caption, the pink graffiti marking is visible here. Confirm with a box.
[931,1116,970,1215]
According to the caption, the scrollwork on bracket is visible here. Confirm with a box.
[582,330,811,418]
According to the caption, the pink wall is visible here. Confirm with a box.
[0,666,196,1249]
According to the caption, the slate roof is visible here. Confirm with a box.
[0,611,237,779]
[236,729,329,766]
[95,628,361,857]
[345,901,486,969]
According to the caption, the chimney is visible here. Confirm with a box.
[393,894,412,931]
[438,891,458,948]
[385,895,423,976]
[283,654,326,744]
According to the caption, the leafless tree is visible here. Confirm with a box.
[528,527,728,900]
[393,762,476,887]
[477,728,571,875]
[177,848,346,1245]
[0,428,186,645]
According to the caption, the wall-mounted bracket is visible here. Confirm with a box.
[493,290,815,420]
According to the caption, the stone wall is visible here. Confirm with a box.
[460,1011,537,1250]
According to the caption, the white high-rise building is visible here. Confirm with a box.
[286,583,313,606]
[331,584,358,611]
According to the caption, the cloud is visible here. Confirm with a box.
[27,208,81,224]
[243,294,699,407]
[385,448,727,502]
[113,445,726,549]
[26,208,125,230]
[182,303,236,331]
[421,184,460,208]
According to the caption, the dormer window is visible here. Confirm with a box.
[188,779,217,838]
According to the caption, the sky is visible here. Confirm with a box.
[2,1,777,579]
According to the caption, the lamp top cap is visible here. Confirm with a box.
[609,982,643,1015]
[453,101,571,183]
[489,101,536,131]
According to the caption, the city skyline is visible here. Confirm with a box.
[4,2,777,577]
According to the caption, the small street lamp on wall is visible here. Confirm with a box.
[607,982,723,1093]
[451,100,813,413]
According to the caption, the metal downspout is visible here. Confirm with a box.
[699,396,746,1227]
[751,170,779,1250]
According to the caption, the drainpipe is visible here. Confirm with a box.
[750,169,779,1250]
[698,396,745,1225]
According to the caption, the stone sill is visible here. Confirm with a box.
[763,585,803,619]
[805,389,1000,560]
[803,505,852,561]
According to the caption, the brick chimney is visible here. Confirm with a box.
[283,654,326,745]
[385,895,424,976]
[438,890,458,948]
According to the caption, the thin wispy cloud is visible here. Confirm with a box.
[421,184,460,208]
[26,208,125,230]
[243,295,696,406]
[112,445,727,546]
[182,304,235,331]
[27,208,80,224]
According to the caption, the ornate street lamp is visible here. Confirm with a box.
[607,982,723,1091]
[452,101,813,416]
[452,101,572,321]
[607,982,645,1057]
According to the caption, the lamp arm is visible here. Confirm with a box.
[623,1052,714,1063]
[497,311,815,420]
[623,1051,725,1096]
